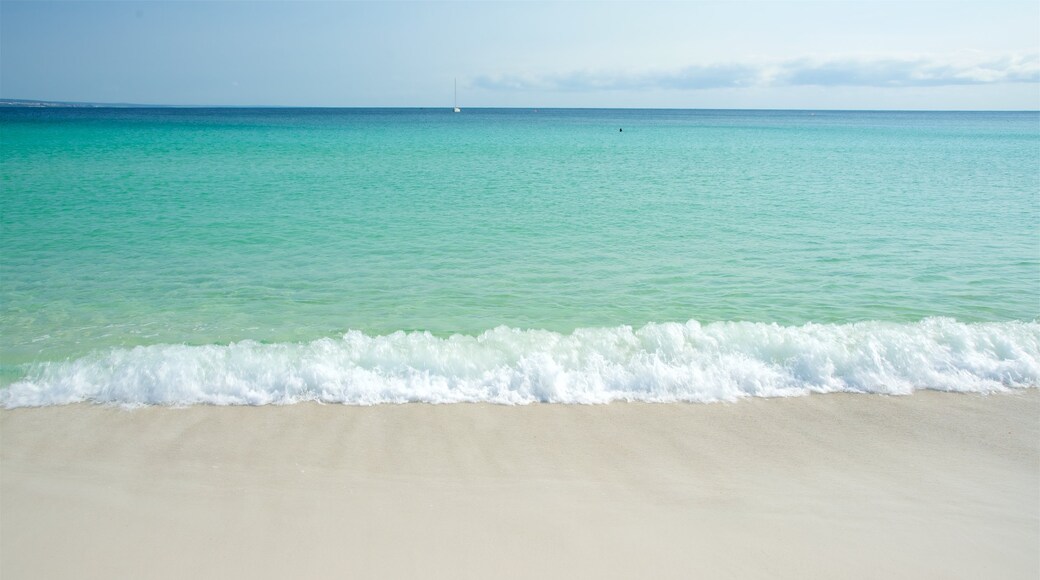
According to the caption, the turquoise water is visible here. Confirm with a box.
[1,108,1038,405]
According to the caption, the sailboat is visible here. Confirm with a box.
[453,78,461,113]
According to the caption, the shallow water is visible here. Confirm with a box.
[2,108,1037,403]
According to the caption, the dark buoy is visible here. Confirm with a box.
[619,128,623,132]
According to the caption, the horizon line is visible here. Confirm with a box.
[1,97,1038,113]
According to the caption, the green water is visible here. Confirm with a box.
[2,108,1038,375]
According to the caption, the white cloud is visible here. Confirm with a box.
[474,52,1040,92]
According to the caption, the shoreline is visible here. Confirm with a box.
[2,390,1038,579]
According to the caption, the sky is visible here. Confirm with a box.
[1,1,1038,109]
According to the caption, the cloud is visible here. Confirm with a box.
[473,65,761,92]
[474,52,1040,92]
[779,54,1040,87]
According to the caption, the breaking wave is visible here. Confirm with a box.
[2,318,1037,408]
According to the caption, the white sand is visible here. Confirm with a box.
[2,391,1037,579]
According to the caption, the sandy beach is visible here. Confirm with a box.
[2,391,1037,579]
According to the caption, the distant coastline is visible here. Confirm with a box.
[0,98,148,108]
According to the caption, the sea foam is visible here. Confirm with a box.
[2,318,1037,408]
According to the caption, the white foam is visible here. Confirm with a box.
[2,318,1037,408]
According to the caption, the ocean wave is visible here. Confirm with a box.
[2,318,1037,408]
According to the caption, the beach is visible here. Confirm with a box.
[2,390,1037,579]
[3,2,1039,578]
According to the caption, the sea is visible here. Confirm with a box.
[1,107,1037,406]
